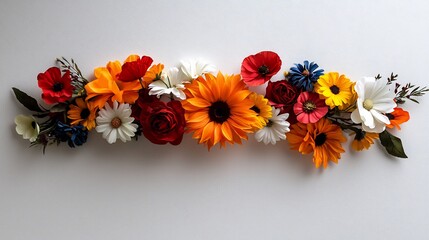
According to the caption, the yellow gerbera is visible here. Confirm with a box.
[67,98,97,130]
[315,72,353,109]
[287,118,346,168]
[248,92,272,130]
[182,72,258,149]
[143,63,164,88]
[85,55,142,109]
[350,130,379,151]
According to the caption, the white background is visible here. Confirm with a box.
[1,0,429,239]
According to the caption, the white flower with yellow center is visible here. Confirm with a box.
[95,101,138,144]
[15,115,39,142]
[255,107,290,145]
[351,77,396,133]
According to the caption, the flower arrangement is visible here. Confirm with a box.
[12,51,427,168]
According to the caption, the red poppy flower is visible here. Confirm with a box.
[386,107,410,130]
[294,92,328,124]
[241,51,282,86]
[37,67,73,104]
[118,55,153,82]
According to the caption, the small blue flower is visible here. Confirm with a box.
[54,121,88,148]
[289,61,324,91]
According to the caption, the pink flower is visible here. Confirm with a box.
[294,92,328,124]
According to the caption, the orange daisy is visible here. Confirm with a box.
[67,98,97,130]
[181,72,258,149]
[287,118,346,168]
[350,130,379,151]
[85,55,144,109]
[386,107,410,130]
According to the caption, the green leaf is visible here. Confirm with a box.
[50,103,68,113]
[12,87,45,113]
[379,130,408,158]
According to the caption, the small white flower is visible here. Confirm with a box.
[351,77,396,133]
[95,101,138,144]
[15,114,40,142]
[255,107,290,145]
[148,67,187,100]
[180,58,217,80]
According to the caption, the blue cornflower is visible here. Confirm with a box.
[289,61,324,91]
[54,121,88,148]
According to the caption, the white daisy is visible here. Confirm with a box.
[95,101,138,144]
[15,114,39,142]
[351,77,396,133]
[180,58,217,80]
[148,67,187,100]
[255,107,290,145]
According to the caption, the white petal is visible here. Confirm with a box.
[370,109,390,124]
[351,109,362,124]
[107,129,117,144]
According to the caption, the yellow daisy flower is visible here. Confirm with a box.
[315,72,353,109]
[67,98,97,130]
[181,72,258,149]
[248,92,272,130]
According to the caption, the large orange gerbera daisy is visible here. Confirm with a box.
[182,72,258,149]
[85,55,144,109]
[287,118,346,168]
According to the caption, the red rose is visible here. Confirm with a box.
[131,88,158,121]
[139,100,186,145]
[241,51,282,86]
[118,56,153,82]
[37,67,74,104]
[265,80,300,123]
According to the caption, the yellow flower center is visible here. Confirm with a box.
[363,99,374,110]
[111,117,122,128]
[303,100,317,113]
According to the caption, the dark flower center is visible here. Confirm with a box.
[31,121,36,129]
[266,120,273,127]
[302,69,310,76]
[330,85,340,94]
[53,82,64,92]
[209,101,231,123]
[303,100,317,113]
[111,117,122,128]
[250,106,260,114]
[258,65,269,75]
[386,113,394,120]
[355,130,366,141]
[315,133,327,146]
[80,108,90,119]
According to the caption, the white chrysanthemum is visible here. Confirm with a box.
[15,114,39,142]
[351,77,396,133]
[95,101,138,144]
[180,58,217,80]
[255,107,290,145]
[148,67,187,100]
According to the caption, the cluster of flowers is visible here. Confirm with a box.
[13,51,427,168]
